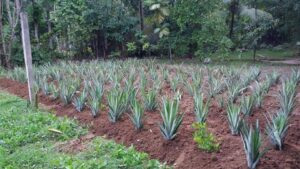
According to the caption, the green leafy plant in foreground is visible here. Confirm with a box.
[240,121,266,169]
[159,98,184,140]
[226,103,242,135]
[129,99,145,130]
[265,111,289,150]
[192,122,220,152]
[193,93,210,123]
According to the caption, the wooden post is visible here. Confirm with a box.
[16,0,34,103]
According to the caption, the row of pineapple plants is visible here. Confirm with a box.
[224,69,299,169]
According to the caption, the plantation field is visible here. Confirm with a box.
[0,59,300,169]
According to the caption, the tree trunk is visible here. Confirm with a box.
[139,0,144,31]
[0,0,4,66]
[46,10,53,49]
[34,23,39,44]
[16,0,34,103]
[229,7,235,39]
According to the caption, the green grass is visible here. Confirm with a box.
[0,92,168,169]
[223,48,294,61]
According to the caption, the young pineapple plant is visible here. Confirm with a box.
[142,89,158,111]
[39,76,50,95]
[265,111,289,150]
[170,75,180,92]
[159,98,184,140]
[107,89,127,123]
[227,82,241,103]
[49,82,60,100]
[291,68,300,84]
[129,99,144,130]
[216,96,225,108]
[240,121,266,169]
[59,80,77,105]
[252,82,265,108]
[241,95,255,116]
[226,103,242,135]
[279,80,296,115]
[193,93,210,123]
[208,75,224,98]
[88,96,101,118]
[73,88,88,112]
[140,71,148,91]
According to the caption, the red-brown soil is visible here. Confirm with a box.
[0,69,299,169]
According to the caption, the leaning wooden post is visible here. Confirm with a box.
[16,0,34,103]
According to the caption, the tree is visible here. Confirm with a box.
[0,0,20,68]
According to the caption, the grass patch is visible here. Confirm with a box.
[0,92,167,169]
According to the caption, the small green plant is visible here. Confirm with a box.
[170,75,180,92]
[73,89,88,112]
[216,96,225,108]
[252,82,265,108]
[278,80,296,115]
[159,98,184,140]
[193,93,210,123]
[107,89,127,123]
[226,103,242,135]
[241,95,255,116]
[240,120,266,169]
[291,68,300,84]
[226,82,241,103]
[186,79,201,96]
[142,89,157,111]
[39,76,50,95]
[59,80,77,105]
[129,99,144,130]
[49,83,59,100]
[192,122,220,152]
[88,97,100,118]
[265,111,289,150]
[7,67,27,83]
[208,75,224,98]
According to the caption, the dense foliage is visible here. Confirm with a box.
[0,0,299,67]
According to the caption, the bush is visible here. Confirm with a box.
[192,122,220,152]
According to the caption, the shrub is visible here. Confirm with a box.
[240,121,266,169]
[192,122,220,152]
[265,111,289,150]
[129,99,144,130]
[193,94,210,123]
[226,103,242,135]
[159,98,184,140]
[241,95,255,116]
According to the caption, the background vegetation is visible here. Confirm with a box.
[0,0,299,67]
